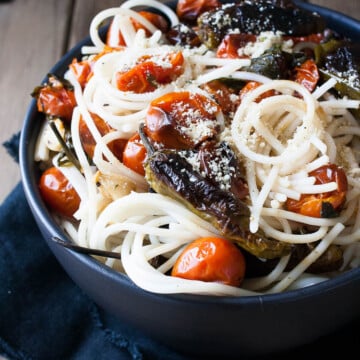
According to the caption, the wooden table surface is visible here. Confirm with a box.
[0,0,359,204]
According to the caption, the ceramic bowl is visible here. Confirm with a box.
[19,1,360,357]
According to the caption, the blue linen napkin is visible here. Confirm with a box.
[0,136,359,360]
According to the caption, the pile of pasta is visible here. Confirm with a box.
[35,0,360,296]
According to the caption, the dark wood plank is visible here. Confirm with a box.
[0,0,72,203]
[68,0,122,49]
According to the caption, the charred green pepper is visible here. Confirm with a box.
[197,1,326,49]
[140,125,291,259]
[318,44,360,116]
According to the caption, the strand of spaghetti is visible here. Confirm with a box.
[312,77,337,99]
[260,199,356,228]
[193,61,249,86]
[189,56,251,68]
[94,221,199,251]
[157,247,185,274]
[244,254,291,291]
[89,8,126,50]
[120,0,179,28]
[69,107,102,246]
[260,219,328,244]
[321,99,360,109]
[144,239,190,261]
[229,71,272,83]
[331,126,360,137]
[250,165,279,233]
[266,223,345,293]
[116,12,137,46]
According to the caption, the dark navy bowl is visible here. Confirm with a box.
[19,2,360,357]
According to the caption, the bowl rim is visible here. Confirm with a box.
[19,0,360,306]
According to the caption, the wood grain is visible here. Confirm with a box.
[0,0,359,204]
[0,0,72,203]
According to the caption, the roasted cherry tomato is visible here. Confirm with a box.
[171,236,246,287]
[116,52,184,93]
[79,113,127,161]
[239,81,276,102]
[202,80,240,116]
[106,10,169,47]
[34,75,76,122]
[39,167,81,218]
[70,59,92,89]
[216,33,256,59]
[286,164,348,218]
[176,0,221,24]
[145,91,221,149]
[294,59,319,93]
[122,132,147,176]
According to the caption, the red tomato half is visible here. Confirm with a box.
[116,52,184,93]
[216,33,256,59]
[122,132,147,176]
[294,59,319,93]
[145,91,221,149]
[78,113,127,161]
[176,0,221,24]
[39,167,81,218]
[239,81,276,103]
[172,237,246,287]
[35,76,76,122]
[286,164,348,218]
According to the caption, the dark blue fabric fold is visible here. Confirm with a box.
[0,183,187,360]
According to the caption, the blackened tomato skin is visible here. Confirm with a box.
[39,167,81,218]
[171,236,246,287]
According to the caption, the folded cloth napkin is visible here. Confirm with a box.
[0,137,359,360]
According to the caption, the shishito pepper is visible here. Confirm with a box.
[196,1,326,49]
[139,124,291,259]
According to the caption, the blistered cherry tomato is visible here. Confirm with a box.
[216,33,256,59]
[172,237,246,287]
[294,59,319,93]
[70,47,117,88]
[39,167,81,218]
[176,0,221,24]
[239,81,276,103]
[106,11,169,47]
[286,164,348,218]
[116,52,184,93]
[35,75,76,122]
[122,132,147,176]
[70,59,92,89]
[145,91,221,149]
[202,80,240,116]
[79,113,127,161]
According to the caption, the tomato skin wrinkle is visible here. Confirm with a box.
[172,237,246,287]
